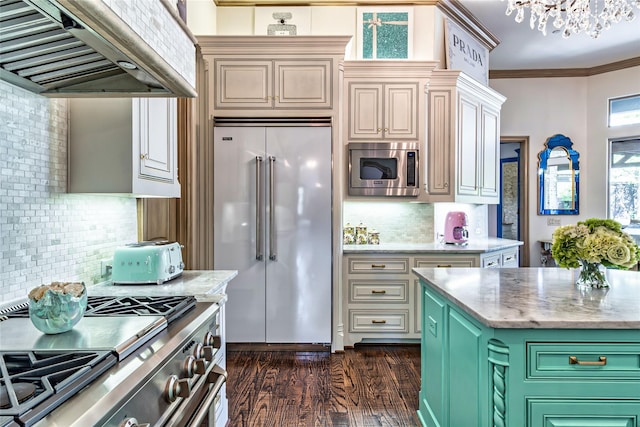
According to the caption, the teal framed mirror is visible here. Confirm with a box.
[538,134,580,215]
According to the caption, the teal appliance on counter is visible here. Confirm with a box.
[111,241,184,284]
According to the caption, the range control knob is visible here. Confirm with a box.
[202,346,215,362]
[192,342,204,359]
[203,332,222,348]
[194,358,206,375]
[182,355,196,378]
[165,375,190,403]
[119,418,150,427]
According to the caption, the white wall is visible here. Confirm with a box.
[490,65,640,266]
[186,0,217,35]
[206,4,445,63]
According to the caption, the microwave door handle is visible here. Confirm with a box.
[269,156,277,261]
[256,156,264,261]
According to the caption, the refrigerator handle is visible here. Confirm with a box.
[256,156,264,261]
[269,156,277,261]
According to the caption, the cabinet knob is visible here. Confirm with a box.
[376,128,382,133]
[140,153,149,160]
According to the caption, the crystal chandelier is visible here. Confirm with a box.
[503,0,640,38]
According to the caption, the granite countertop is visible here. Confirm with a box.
[89,270,238,302]
[413,267,640,329]
[344,238,523,254]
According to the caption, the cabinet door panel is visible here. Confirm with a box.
[423,287,446,426]
[138,98,176,182]
[448,309,482,426]
[275,60,331,108]
[480,105,500,199]
[427,90,454,197]
[456,95,480,197]
[385,84,418,139]
[349,83,383,140]
[215,60,272,109]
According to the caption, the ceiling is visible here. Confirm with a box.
[455,0,640,71]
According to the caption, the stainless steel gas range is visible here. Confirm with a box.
[0,295,228,427]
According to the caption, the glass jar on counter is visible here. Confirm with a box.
[343,223,355,245]
[355,222,368,245]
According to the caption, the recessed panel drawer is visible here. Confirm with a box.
[414,256,477,268]
[527,398,640,427]
[481,253,501,268]
[348,257,410,274]
[501,248,519,267]
[349,279,408,303]
[527,343,640,379]
[349,309,408,333]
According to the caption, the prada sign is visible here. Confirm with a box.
[444,18,489,86]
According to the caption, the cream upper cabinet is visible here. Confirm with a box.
[348,82,419,140]
[68,98,180,197]
[424,71,506,204]
[214,59,332,110]
[343,61,438,142]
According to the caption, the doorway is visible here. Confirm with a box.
[490,136,530,266]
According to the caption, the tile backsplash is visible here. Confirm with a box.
[343,201,489,245]
[343,202,435,243]
[0,81,137,305]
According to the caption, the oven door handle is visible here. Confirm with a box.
[190,364,227,427]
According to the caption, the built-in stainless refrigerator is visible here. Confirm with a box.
[213,120,332,343]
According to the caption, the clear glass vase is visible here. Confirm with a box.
[575,260,609,289]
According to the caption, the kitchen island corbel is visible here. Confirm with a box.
[413,267,640,427]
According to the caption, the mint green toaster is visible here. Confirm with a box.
[111,242,184,284]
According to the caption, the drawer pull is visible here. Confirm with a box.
[371,320,387,324]
[371,264,386,269]
[486,261,498,267]
[569,356,607,366]
[371,290,387,294]
[436,264,452,268]
[504,256,514,261]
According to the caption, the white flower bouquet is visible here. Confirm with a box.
[552,218,640,270]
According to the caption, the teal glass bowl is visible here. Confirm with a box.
[28,283,88,334]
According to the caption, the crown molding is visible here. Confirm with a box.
[489,56,640,79]
[436,0,499,51]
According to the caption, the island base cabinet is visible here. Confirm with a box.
[418,279,640,427]
[528,399,640,427]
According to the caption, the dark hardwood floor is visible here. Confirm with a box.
[226,345,421,427]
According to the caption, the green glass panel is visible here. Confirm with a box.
[362,12,409,59]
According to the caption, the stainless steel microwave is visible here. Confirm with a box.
[348,142,420,196]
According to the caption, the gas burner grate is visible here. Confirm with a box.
[0,350,116,426]
[1,295,196,325]
[85,296,196,323]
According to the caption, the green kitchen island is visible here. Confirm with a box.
[413,267,640,427]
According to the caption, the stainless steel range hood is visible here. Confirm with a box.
[0,0,197,97]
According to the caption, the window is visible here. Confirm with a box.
[609,137,640,244]
[609,94,640,127]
